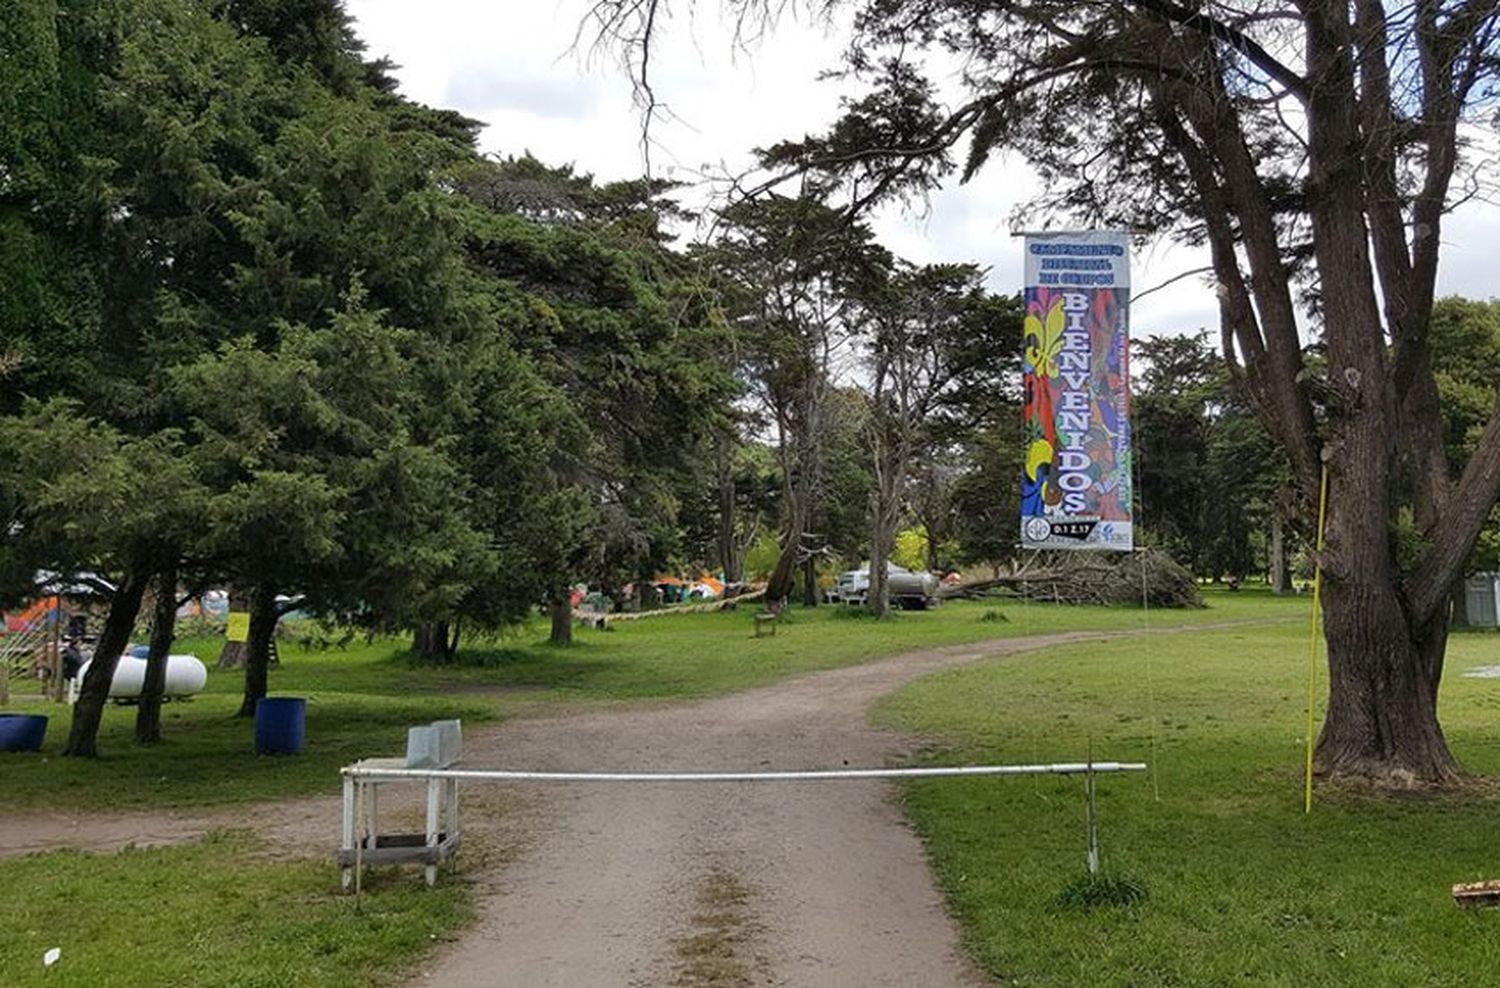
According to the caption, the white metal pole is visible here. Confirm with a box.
[341,763,1147,784]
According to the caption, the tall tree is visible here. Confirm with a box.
[950,423,1025,575]
[864,264,1016,615]
[1134,331,1283,580]
[460,157,730,641]
[701,193,889,608]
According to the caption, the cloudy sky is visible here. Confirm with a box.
[346,0,1498,341]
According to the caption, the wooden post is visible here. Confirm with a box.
[425,777,441,887]
[340,774,356,891]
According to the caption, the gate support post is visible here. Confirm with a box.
[1084,760,1100,875]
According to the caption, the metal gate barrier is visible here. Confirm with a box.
[338,760,1147,892]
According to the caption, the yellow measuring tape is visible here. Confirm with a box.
[1303,465,1329,814]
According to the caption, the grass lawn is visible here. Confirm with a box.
[873,615,1500,987]
[1,591,1295,812]
[391,590,1299,702]
[0,636,497,812]
[0,831,469,988]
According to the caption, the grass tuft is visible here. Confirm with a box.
[1057,871,1148,910]
[829,605,878,620]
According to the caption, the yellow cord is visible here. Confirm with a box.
[1303,465,1329,815]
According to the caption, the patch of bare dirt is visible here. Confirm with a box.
[668,868,767,987]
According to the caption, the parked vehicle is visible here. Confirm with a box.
[835,564,941,610]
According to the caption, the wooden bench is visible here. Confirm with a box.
[753,612,778,638]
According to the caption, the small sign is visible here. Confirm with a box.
[226,611,250,643]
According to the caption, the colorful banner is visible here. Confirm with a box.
[1020,231,1132,551]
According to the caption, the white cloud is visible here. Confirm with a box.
[444,67,601,119]
[347,0,1500,340]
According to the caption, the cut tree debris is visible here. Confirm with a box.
[942,550,1204,609]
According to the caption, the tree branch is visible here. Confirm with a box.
[1153,73,1321,494]
[1127,0,1311,100]
[738,53,1204,213]
[1390,0,1499,399]
[1354,0,1413,345]
[1405,401,1500,624]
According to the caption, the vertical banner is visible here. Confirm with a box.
[1020,231,1132,551]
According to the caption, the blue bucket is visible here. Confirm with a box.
[253,697,306,755]
[0,714,49,752]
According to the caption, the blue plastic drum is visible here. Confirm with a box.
[0,714,48,752]
[253,697,306,755]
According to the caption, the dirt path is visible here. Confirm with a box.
[0,621,1265,985]
[0,795,340,859]
[407,625,1213,987]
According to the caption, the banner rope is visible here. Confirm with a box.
[1133,401,1162,803]
[1120,326,1160,803]
[1140,548,1161,802]
[1018,546,1041,799]
[1303,464,1330,814]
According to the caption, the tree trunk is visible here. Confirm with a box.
[868,550,890,619]
[1299,21,1460,786]
[64,568,150,757]
[1307,441,1464,787]
[765,543,797,610]
[1316,579,1459,783]
[1313,418,1460,783]
[867,469,902,618]
[715,430,741,582]
[135,566,177,744]
[765,486,809,611]
[412,621,453,662]
[801,556,819,607]
[235,585,278,718]
[1269,514,1290,594]
[217,587,250,669]
[549,595,573,645]
[868,502,894,619]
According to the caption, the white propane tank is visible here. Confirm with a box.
[74,654,209,700]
